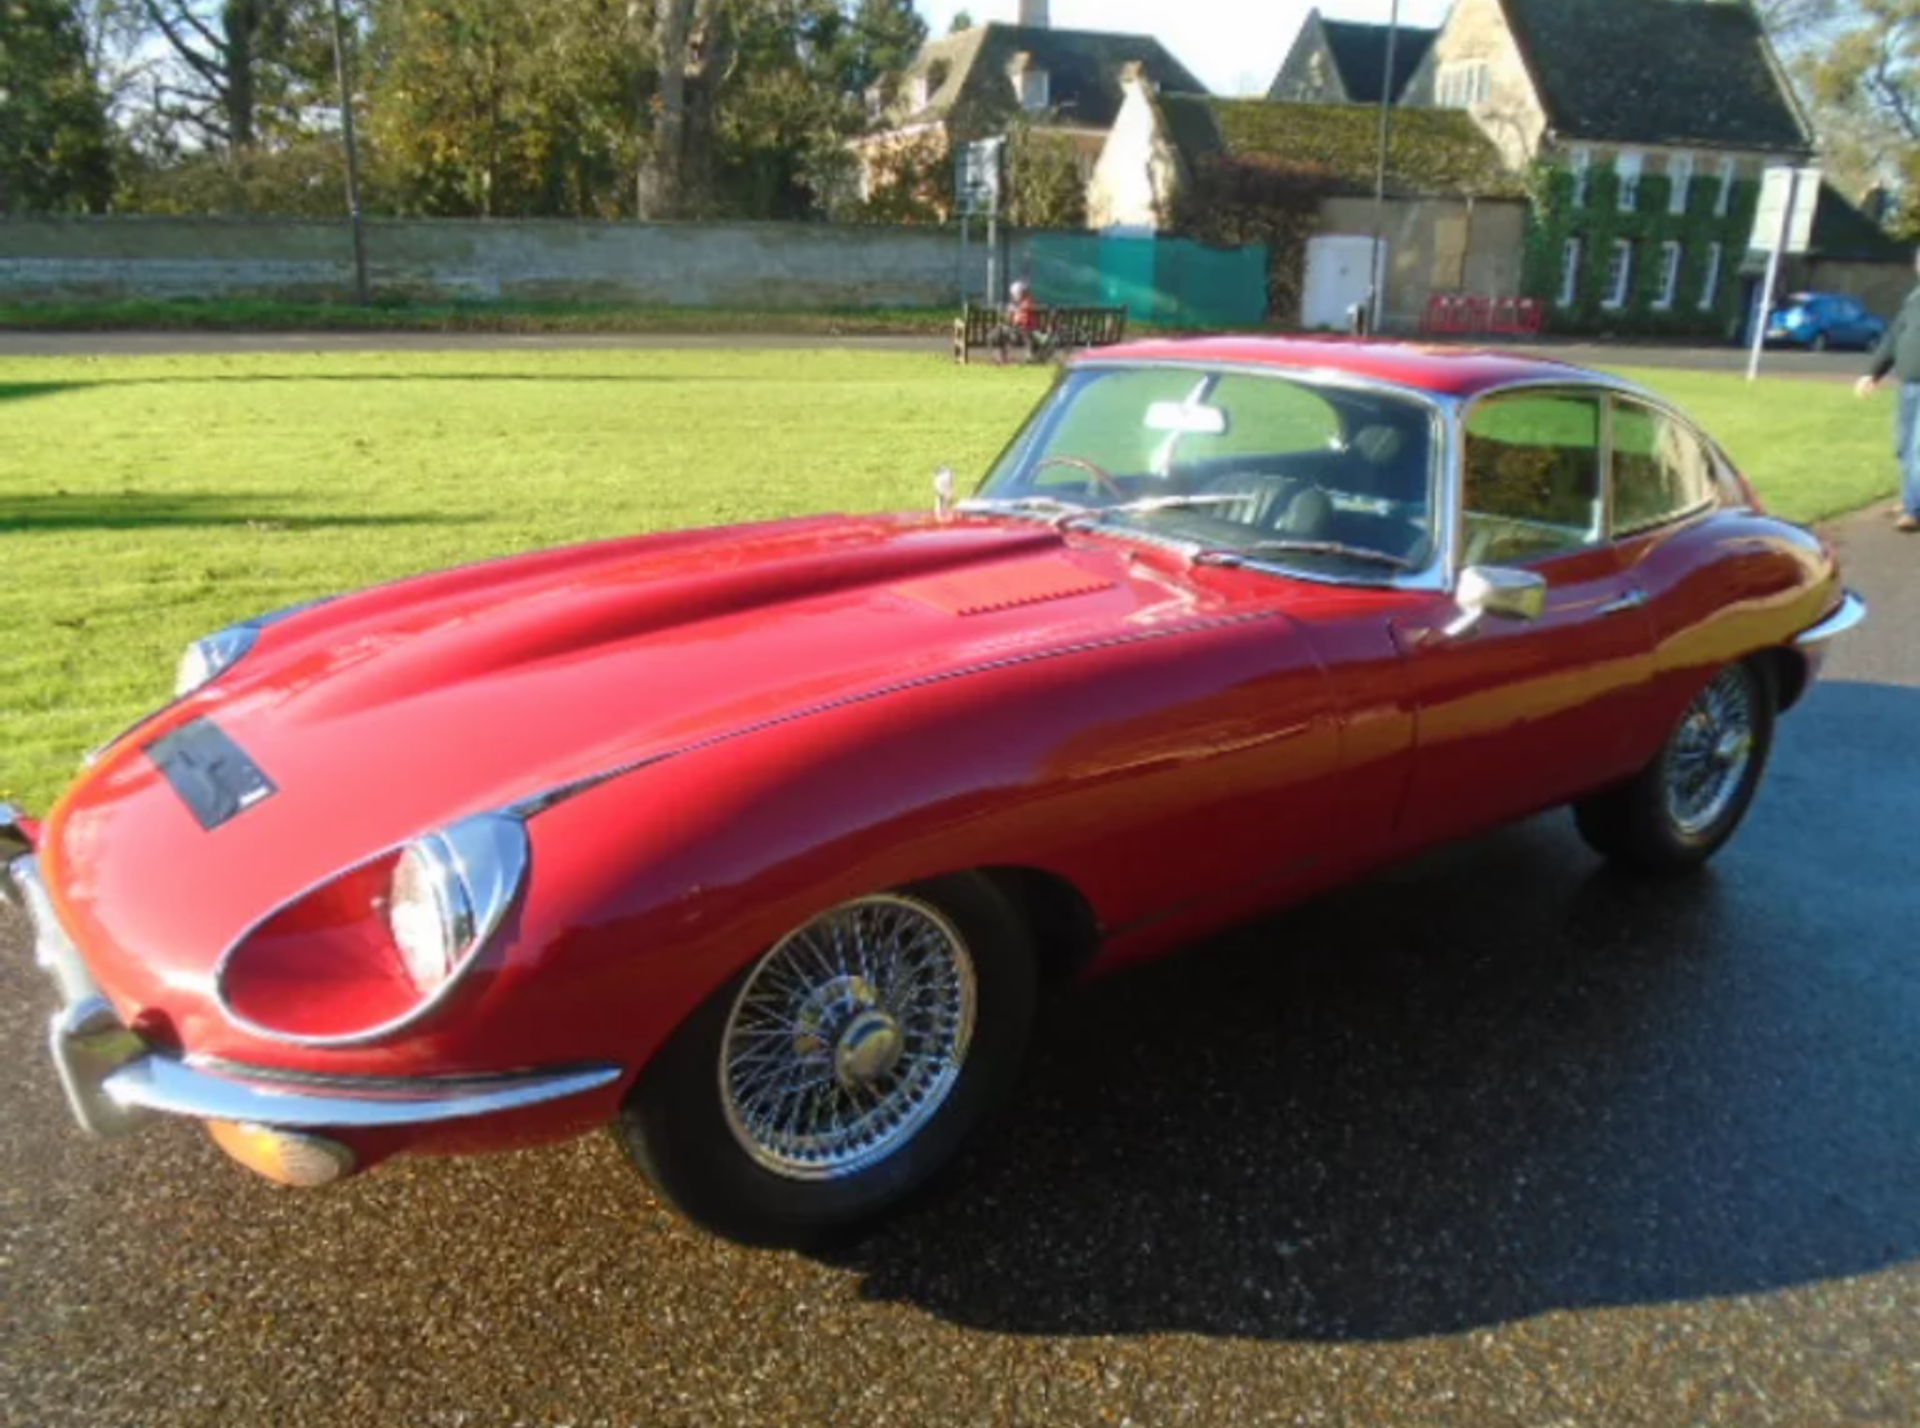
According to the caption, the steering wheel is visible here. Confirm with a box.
[1030,454,1123,501]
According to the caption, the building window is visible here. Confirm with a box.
[1699,242,1723,310]
[1570,147,1591,207]
[1654,241,1682,310]
[1616,150,1643,211]
[1668,151,1692,214]
[1438,61,1489,108]
[1715,156,1737,216]
[1558,237,1581,307]
[1603,239,1633,310]
[1021,67,1050,111]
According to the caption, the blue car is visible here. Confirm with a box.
[1765,292,1889,351]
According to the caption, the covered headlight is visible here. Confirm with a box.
[390,837,477,992]
[173,596,336,698]
[216,813,530,1046]
[175,626,260,697]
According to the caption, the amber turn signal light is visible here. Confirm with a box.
[206,1120,357,1188]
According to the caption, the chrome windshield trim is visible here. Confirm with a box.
[105,1056,622,1130]
[1793,590,1867,649]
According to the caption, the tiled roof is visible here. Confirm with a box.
[891,22,1208,132]
[1501,0,1813,152]
[1319,19,1438,104]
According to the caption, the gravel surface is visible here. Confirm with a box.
[2,508,1915,1428]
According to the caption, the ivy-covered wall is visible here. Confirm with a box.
[1522,162,1759,337]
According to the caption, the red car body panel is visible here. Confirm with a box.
[21,338,1847,1172]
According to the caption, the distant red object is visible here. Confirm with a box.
[10,335,1863,1246]
[1423,293,1543,339]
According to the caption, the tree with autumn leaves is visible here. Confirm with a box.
[11,0,926,217]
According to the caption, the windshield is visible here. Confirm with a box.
[971,364,1438,578]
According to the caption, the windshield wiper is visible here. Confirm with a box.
[1195,539,1415,572]
[1066,494,1254,522]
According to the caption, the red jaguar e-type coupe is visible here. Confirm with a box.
[5,338,1864,1245]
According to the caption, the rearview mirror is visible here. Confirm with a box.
[1445,565,1547,637]
[1144,401,1228,436]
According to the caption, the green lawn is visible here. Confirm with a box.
[0,350,1894,811]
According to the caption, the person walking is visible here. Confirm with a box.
[1855,249,1920,533]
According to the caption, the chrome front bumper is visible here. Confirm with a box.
[1792,589,1868,683]
[1793,590,1868,653]
[3,819,621,1142]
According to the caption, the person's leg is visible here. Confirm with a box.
[1901,383,1920,522]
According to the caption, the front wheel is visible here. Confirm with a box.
[1574,660,1776,875]
[615,875,1036,1246]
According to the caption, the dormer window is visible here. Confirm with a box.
[914,60,950,113]
[1007,52,1049,113]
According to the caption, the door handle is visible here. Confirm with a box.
[1597,588,1649,616]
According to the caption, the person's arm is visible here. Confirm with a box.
[1862,306,1905,392]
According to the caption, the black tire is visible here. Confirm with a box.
[1811,332,1830,353]
[1574,659,1776,875]
[615,873,1036,1247]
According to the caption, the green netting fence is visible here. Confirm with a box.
[1025,233,1270,328]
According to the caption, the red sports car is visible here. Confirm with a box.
[4,339,1865,1245]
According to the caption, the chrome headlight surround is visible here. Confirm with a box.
[173,596,336,699]
[213,812,531,1048]
[175,625,261,698]
[387,817,529,997]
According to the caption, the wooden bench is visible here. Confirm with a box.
[953,302,1130,364]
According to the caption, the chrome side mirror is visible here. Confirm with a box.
[934,466,956,520]
[1445,565,1547,638]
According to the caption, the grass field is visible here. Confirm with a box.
[0,349,1895,811]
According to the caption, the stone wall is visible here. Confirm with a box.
[1318,195,1530,329]
[0,216,1032,308]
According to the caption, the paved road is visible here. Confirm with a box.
[0,327,1869,376]
[3,512,1915,1428]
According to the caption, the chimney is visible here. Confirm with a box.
[1020,0,1049,28]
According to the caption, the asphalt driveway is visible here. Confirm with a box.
[2,508,1914,1427]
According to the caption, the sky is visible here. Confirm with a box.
[913,0,1456,98]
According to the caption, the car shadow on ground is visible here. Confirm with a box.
[832,679,1920,1342]
[1,491,477,533]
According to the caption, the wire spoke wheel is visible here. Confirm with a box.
[719,894,978,1182]
[1662,666,1758,837]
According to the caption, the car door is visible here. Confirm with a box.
[1389,388,1657,853]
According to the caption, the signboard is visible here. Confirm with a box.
[957,137,1004,217]
[1749,165,1820,256]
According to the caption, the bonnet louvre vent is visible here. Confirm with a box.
[896,559,1114,617]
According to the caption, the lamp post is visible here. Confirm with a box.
[328,0,370,306]
[1368,0,1401,333]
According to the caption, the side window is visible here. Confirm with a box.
[1610,400,1717,535]
[1462,393,1603,565]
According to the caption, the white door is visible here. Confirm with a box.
[1302,235,1380,330]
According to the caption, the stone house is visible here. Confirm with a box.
[850,0,1207,217]
[1268,9,1438,106]
[1404,0,1816,332]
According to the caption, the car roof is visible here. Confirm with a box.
[1074,336,1611,401]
